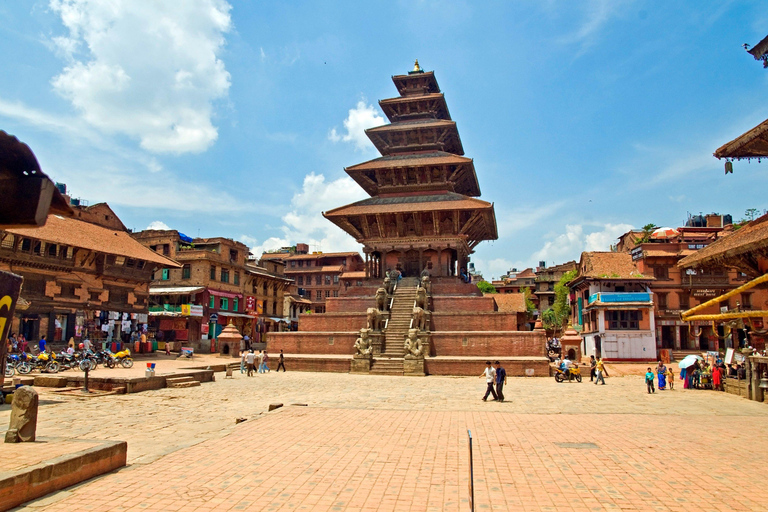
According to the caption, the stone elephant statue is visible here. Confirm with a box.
[367,308,385,331]
[412,306,428,331]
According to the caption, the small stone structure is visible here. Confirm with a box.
[5,386,38,443]
[352,328,373,373]
[561,326,582,361]
[217,322,243,358]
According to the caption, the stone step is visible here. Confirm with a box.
[166,376,201,388]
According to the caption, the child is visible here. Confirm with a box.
[645,367,655,394]
[666,367,674,390]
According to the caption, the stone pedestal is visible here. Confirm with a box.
[351,355,372,374]
[561,326,582,361]
[403,357,425,376]
[371,333,383,355]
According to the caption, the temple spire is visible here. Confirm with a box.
[410,59,423,74]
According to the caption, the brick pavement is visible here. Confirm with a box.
[5,371,768,511]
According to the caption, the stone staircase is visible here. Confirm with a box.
[371,277,419,376]
[166,375,201,388]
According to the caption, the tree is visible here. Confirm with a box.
[541,269,577,337]
[745,208,759,221]
[476,281,497,294]
[521,287,536,317]
[636,223,659,244]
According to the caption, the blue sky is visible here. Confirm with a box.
[1,1,767,279]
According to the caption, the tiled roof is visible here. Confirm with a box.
[345,152,472,171]
[714,118,768,160]
[679,213,768,268]
[340,271,366,279]
[5,214,179,267]
[262,251,361,261]
[491,293,527,313]
[366,119,456,133]
[577,252,650,280]
[324,192,493,216]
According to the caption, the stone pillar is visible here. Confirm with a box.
[351,354,371,374]
[674,326,681,350]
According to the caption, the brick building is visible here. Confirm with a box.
[1,213,177,347]
[569,252,656,361]
[133,230,291,351]
[261,245,364,313]
[533,261,577,310]
[615,221,757,352]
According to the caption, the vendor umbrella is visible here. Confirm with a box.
[678,354,703,369]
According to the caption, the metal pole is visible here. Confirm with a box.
[83,365,89,393]
[467,429,474,512]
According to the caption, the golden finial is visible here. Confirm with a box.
[413,59,421,72]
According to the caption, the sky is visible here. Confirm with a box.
[1,0,767,280]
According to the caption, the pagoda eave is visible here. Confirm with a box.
[379,93,452,123]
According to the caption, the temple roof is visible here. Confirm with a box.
[345,151,480,197]
[324,192,493,216]
[678,212,768,275]
[391,70,440,97]
[714,118,768,160]
[365,119,463,155]
[379,93,451,122]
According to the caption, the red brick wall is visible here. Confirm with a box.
[425,358,549,377]
[324,297,374,313]
[431,279,482,296]
[299,313,367,332]
[281,356,351,373]
[431,331,546,357]
[266,332,357,354]
[431,312,518,331]
[432,296,496,312]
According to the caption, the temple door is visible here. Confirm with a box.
[404,250,420,277]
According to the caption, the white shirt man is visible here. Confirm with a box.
[480,362,498,401]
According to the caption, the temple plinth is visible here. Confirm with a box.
[324,66,497,278]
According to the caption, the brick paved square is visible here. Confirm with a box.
[5,371,768,511]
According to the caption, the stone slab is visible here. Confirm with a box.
[0,437,126,511]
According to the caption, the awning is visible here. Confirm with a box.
[149,286,204,295]
[266,316,285,322]
[219,312,255,318]
[209,289,243,299]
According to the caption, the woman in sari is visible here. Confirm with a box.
[657,363,667,390]
[712,362,722,391]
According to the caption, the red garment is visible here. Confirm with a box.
[712,367,722,387]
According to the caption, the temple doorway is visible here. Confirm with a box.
[403,250,420,277]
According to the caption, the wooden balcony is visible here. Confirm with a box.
[0,248,75,270]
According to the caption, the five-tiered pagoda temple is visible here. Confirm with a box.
[324,61,498,278]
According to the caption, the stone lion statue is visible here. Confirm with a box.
[367,307,384,331]
[354,328,373,355]
[412,306,428,331]
[375,287,389,311]
[415,286,428,310]
[404,328,427,359]
[383,276,394,295]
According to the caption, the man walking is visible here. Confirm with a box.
[480,361,497,401]
[277,349,286,372]
[589,355,597,382]
[257,350,265,374]
[245,350,256,376]
[594,358,607,385]
[494,361,507,402]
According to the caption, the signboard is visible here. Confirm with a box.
[201,323,209,335]
[692,289,719,298]
[189,305,203,317]
[0,271,23,387]
[630,246,643,261]
[256,300,264,315]
[209,313,218,322]
[245,296,256,311]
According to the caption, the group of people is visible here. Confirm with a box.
[680,358,737,391]
[645,361,675,393]
[480,361,507,401]
[240,349,286,376]
[588,355,607,384]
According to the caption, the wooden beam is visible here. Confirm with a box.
[414,213,423,237]
[433,211,440,235]
[376,214,386,238]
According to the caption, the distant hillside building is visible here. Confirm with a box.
[261,244,364,313]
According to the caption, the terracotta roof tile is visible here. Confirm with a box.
[490,293,527,313]
[578,252,650,280]
[324,192,493,216]
[340,271,366,279]
[345,152,472,171]
[5,214,179,267]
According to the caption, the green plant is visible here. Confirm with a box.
[636,223,659,244]
[477,281,497,294]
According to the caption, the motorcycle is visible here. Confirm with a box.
[546,338,562,362]
[28,352,60,374]
[56,352,80,371]
[107,348,133,369]
[554,364,582,383]
[7,353,32,375]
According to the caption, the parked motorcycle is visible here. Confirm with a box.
[7,354,32,375]
[28,352,60,374]
[546,338,562,362]
[554,364,582,383]
[108,348,133,368]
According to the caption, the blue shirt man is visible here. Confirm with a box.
[494,361,507,402]
[38,336,47,353]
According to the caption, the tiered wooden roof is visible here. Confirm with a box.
[714,118,768,160]
[326,63,497,251]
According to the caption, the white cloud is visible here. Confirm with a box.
[240,172,368,257]
[48,0,233,154]
[146,220,170,230]
[328,100,385,151]
[556,0,633,53]
[531,222,634,266]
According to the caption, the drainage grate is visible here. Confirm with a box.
[554,442,599,449]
